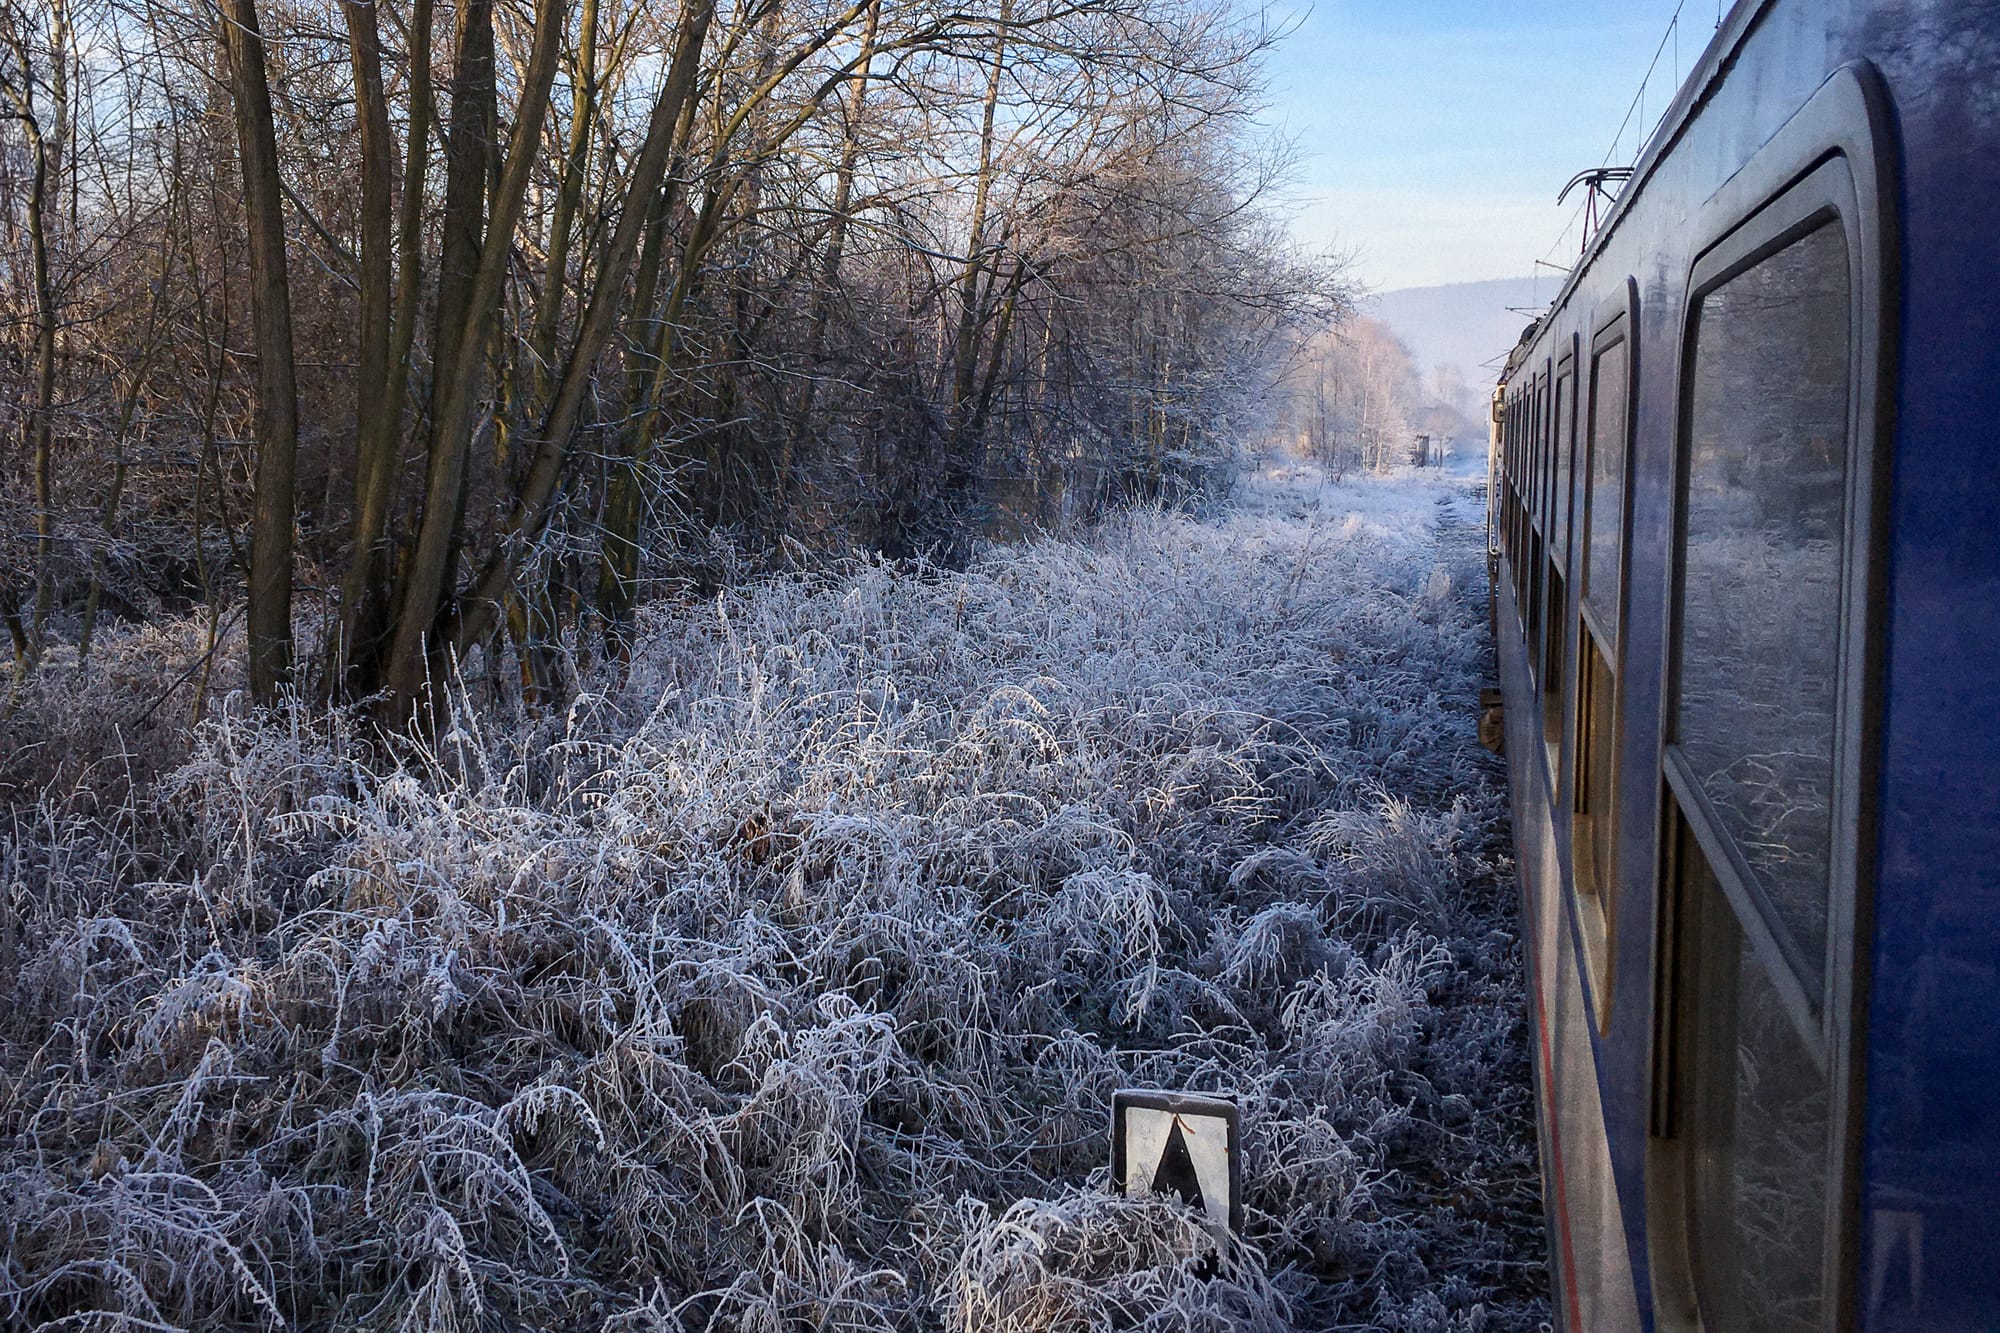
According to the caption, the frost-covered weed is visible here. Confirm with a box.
[0,466,1547,1330]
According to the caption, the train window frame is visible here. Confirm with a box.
[1570,288,1637,1031]
[1515,389,1530,617]
[1512,392,1526,585]
[1537,367,1552,668]
[1504,386,1520,608]
[1536,367,1551,534]
[1512,386,1528,608]
[1553,343,1579,557]
[1503,392,1517,607]
[1527,369,1549,686]
[1529,370,1541,533]
[1580,282,1638,643]
[1645,62,1898,1333]
[1544,342,1579,775]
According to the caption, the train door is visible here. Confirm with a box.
[1648,69,1893,1332]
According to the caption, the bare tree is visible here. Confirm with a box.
[0,0,1352,723]
[218,0,300,703]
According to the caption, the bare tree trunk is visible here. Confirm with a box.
[426,0,497,475]
[19,109,54,665]
[967,259,1025,445]
[454,0,716,664]
[334,0,434,697]
[500,0,600,703]
[592,171,733,653]
[79,324,164,665]
[344,0,394,490]
[949,0,1010,447]
[529,0,598,392]
[590,182,679,662]
[780,0,879,500]
[382,0,569,715]
[80,217,177,664]
[0,0,66,674]
[933,0,1013,530]
[327,0,394,683]
[220,0,301,705]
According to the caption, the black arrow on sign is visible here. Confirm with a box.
[1153,1116,1205,1212]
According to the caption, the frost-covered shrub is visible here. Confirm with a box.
[0,466,1546,1330]
[946,1189,1293,1332]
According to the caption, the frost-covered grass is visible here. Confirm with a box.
[0,465,1547,1331]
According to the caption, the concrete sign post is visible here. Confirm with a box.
[1111,1089,1243,1233]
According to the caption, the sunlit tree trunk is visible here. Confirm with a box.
[16,100,55,669]
[334,0,434,698]
[781,0,880,503]
[547,0,721,659]
[946,0,1012,486]
[530,0,599,394]
[382,0,569,716]
[328,0,397,691]
[220,0,301,705]
[0,0,67,675]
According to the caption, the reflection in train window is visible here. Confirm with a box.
[1675,817,1831,1333]
[1678,219,1850,982]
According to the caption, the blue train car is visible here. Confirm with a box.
[1486,1,2000,1327]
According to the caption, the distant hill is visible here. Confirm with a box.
[1367,278,1544,387]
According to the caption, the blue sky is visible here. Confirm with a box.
[1259,0,1719,291]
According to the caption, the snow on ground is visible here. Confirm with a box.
[0,465,1548,1331]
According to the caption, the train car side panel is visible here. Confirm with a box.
[1847,4,2000,1325]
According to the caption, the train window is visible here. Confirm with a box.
[1509,397,1524,605]
[1528,386,1541,569]
[1544,368,1567,548]
[1669,814,1833,1330]
[1583,341,1629,635]
[1534,373,1549,529]
[1517,391,1530,604]
[1572,327,1630,1011]
[1527,373,1549,685]
[1556,361,1578,557]
[1528,382,1544,656]
[1677,218,1849,982]
[1544,365,1575,755]
[1502,399,1514,567]
[1512,392,1528,604]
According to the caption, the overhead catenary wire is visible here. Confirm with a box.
[1604,0,1695,168]
[1529,191,1593,308]
[1527,0,1705,309]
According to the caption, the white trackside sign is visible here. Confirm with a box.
[1111,1089,1242,1232]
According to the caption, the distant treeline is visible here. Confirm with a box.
[1269,317,1485,479]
